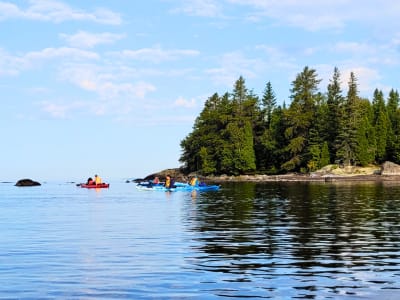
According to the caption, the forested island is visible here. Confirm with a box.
[179,66,400,176]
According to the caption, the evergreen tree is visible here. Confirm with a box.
[227,76,257,174]
[335,72,360,166]
[255,81,278,172]
[180,92,229,174]
[320,141,330,167]
[386,89,400,163]
[199,146,216,175]
[326,67,344,163]
[372,89,389,162]
[282,66,322,172]
[261,81,276,127]
[307,93,328,171]
[356,99,375,166]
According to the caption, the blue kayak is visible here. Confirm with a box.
[136,182,220,192]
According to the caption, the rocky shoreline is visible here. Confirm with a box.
[139,161,400,184]
[205,173,400,183]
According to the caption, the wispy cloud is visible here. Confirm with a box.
[205,51,265,86]
[0,47,99,76]
[39,100,85,119]
[118,46,200,63]
[0,0,122,24]
[174,0,400,32]
[60,64,156,101]
[174,96,197,108]
[171,0,223,17]
[60,31,126,49]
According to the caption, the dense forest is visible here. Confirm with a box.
[180,66,400,175]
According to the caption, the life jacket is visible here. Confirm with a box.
[165,178,171,188]
[190,177,198,186]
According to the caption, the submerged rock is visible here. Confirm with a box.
[15,179,41,187]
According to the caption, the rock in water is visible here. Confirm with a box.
[15,179,41,186]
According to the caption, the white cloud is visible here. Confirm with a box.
[171,0,222,17]
[173,0,400,32]
[24,47,99,61]
[39,100,85,118]
[333,42,375,55]
[0,0,122,24]
[0,47,99,76]
[314,64,382,97]
[341,66,381,95]
[174,96,197,108]
[329,40,400,67]
[60,31,126,49]
[205,51,265,86]
[118,46,200,63]
[60,64,156,101]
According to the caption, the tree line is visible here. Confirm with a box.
[180,66,400,175]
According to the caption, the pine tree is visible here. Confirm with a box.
[326,67,344,163]
[372,89,389,162]
[356,99,375,166]
[282,66,321,172]
[307,93,328,171]
[180,93,229,174]
[335,72,360,166]
[261,81,276,127]
[255,81,278,172]
[386,89,400,163]
[227,76,257,174]
[320,141,330,167]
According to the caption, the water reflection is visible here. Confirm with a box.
[188,182,400,298]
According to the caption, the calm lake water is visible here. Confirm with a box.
[1,181,400,299]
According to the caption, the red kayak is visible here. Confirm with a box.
[80,183,110,188]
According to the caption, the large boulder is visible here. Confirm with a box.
[381,161,400,175]
[145,168,187,182]
[15,178,41,186]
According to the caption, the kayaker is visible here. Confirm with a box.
[94,174,102,185]
[86,177,94,185]
[164,174,176,189]
[153,176,160,184]
[190,176,199,186]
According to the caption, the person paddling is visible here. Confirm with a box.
[164,174,176,189]
[94,174,102,185]
[190,176,199,186]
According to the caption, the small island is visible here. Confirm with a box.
[178,71,400,183]
[15,179,41,187]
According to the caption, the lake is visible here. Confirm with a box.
[1,181,400,299]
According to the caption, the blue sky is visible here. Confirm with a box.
[1,0,400,182]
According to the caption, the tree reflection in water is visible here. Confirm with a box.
[187,181,400,297]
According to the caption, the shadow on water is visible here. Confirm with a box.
[187,181,400,298]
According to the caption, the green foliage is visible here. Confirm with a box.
[282,66,322,171]
[386,90,400,163]
[180,68,400,176]
[372,89,388,162]
[199,147,216,175]
[326,67,344,162]
[320,142,330,167]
